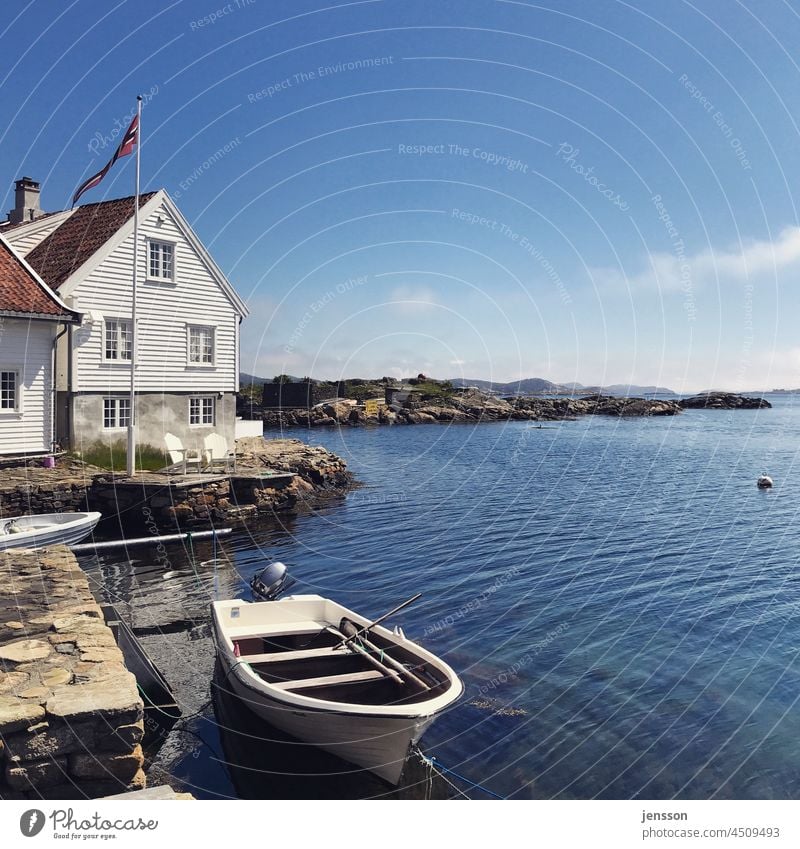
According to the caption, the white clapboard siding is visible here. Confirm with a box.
[0,320,54,455]
[3,210,75,256]
[69,201,239,394]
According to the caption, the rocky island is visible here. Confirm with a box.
[249,377,695,428]
[679,392,772,410]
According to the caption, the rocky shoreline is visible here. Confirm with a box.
[257,389,772,429]
[0,439,354,530]
[0,547,145,799]
[260,392,676,428]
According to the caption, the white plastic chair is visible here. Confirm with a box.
[203,432,236,473]
[163,432,204,474]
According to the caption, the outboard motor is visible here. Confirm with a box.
[249,561,296,601]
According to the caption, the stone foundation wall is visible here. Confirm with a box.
[0,438,353,531]
[0,547,145,799]
[0,480,88,518]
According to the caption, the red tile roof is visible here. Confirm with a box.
[26,192,156,290]
[0,238,75,318]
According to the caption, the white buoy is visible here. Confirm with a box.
[757,474,773,489]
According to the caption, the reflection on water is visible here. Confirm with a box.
[83,396,800,799]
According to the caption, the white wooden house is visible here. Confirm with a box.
[3,178,249,452]
[0,233,80,457]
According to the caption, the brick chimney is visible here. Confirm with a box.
[8,176,44,224]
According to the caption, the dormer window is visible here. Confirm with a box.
[148,239,175,281]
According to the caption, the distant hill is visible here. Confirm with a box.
[241,372,676,396]
[600,384,676,396]
[449,377,561,394]
[240,372,306,386]
[450,377,676,396]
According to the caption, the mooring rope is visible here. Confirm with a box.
[416,750,506,800]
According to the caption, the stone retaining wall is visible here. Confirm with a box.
[0,481,88,518]
[0,547,145,799]
[0,439,353,531]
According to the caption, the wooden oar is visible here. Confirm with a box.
[344,636,405,685]
[339,620,429,693]
[333,592,422,650]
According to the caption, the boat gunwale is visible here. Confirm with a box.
[212,597,464,718]
[0,511,101,549]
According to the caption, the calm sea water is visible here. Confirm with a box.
[84,395,800,799]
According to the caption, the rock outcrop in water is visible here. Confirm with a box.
[679,392,771,410]
[235,437,353,493]
[261,390,683,427]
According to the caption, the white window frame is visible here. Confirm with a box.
[188,395,215,427]
[146,238,177,283]
[0,368,21,414]
[103,397,131,430]
[187,324,216,367]
[103,317,132,362]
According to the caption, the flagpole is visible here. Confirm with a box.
[126,95,143,477]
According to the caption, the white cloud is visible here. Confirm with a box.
[388,286,438,313]
[594,226,800,293]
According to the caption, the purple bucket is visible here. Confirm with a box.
[43,456,55,469]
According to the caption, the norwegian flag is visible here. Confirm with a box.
[72,113,139,206]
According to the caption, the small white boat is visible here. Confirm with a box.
[211,566,463,785]
[0,512,102,551]
[757,474,774,489]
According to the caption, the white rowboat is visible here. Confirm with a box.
[211,594,463,785]
[0,512,102,551]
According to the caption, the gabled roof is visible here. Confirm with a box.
[21,190,248,318]
[0,235,79,321]
[26,193,157,290]
[0,209,65,232]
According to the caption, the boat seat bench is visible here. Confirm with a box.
[271,669,386,691]
[227,620,334,640]
[241,646,350,663]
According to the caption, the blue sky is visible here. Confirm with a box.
[3,0,800,391]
